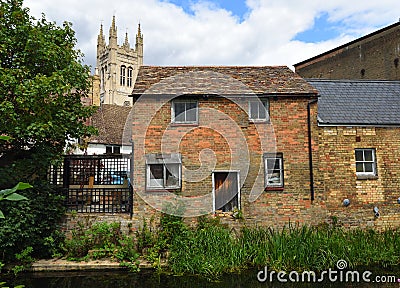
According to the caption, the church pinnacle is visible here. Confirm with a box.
[109,15,117,38]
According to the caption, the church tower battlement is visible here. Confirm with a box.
[96,16,143,106]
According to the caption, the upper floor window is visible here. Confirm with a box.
[146,153,181,190]
[264,153,284,189]
[355,148,377,177]
[120,65,126,86]
[105,145,121,154]
[127,67,133,87]
[171,100,198,124]
[249,99,269,122]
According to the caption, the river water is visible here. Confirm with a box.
[4,268,400,288]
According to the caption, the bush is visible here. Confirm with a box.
[0,180,65,263]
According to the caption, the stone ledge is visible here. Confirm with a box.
[30,258,159,272]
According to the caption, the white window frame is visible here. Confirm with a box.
[127,67,133,87]
[146,154,182,190]
[355,148,377,177]
[171,100,198,124]
[264,153,284,188]
[249,99,269,122]
[120,65,126,86]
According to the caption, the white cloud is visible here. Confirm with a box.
[23,0,400,70]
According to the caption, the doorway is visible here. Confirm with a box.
[213,171,240,212]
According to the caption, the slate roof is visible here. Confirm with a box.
[307,79,400,126]
[89,104,132,145]
[131,66,318,96]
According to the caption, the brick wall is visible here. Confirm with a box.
[295,24,400,80]
[318,126,400,229]
[129,94,324,226]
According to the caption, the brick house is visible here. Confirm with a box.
[309,79,400,228]
[294,22,400,80]
[128,66,327,225]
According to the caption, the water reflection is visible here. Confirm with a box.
[6,268,399,288]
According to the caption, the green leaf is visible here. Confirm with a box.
[5,193,28,201]
[0,210,4,219]
[0,182,32,197]
[15,182,33,191]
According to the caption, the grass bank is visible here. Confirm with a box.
[6,215,400,280]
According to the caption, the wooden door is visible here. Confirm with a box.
[214,172,239,212]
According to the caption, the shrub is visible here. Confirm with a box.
[0,181,65,263]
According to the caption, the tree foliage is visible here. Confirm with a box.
[0,0,96,170]
[0,0,96,264]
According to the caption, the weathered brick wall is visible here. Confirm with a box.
[295,24,400,80]
[318,126,400,229]
[130,95,324,226]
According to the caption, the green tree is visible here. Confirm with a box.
[0,0,96,264]
[0,0,96,176]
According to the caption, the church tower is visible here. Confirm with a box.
[96,16,143,106]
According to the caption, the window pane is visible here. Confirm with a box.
[356,163,364,172]
[186,103,197,122]
[174,102,186,122]
[150,164,163,179]
[364,150,373,161]
[355,150,363,161]
[259,102,267,119]
[265,156,283,187]
[106,146,112,154]
[165,164,179,187]
[113,146,120,154]
[250,101,258,119]
[364,163,373,172]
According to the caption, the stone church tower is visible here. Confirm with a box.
[96,16,143,106]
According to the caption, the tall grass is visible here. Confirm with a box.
[167,221,400,278]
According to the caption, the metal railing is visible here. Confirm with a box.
[62,187,133,214]
[49,154,133,215]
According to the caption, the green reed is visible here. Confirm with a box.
[167,222,400,278]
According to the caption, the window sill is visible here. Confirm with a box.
[249,119,270,124]
[265,186,284,191]
[170,123,199,127]
[356,175,378,180]
[146,187,181,192]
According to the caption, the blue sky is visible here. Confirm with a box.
[25,0,400,69]
[295,12,342,43]
[163,0,249,20]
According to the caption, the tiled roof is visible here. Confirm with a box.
[307,79,400,126]
[131,66,318,96]
[89,104,132,145]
